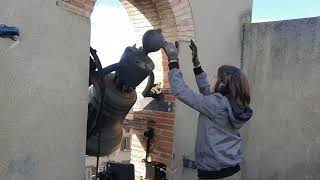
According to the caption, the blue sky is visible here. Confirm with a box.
[253,0,320,22]
[91,0,320,66]
[90,0,135,67]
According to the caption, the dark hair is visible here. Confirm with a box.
[216,65,251,107]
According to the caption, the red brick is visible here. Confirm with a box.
[124,0,153,7]
[162,58,169,64]
[163,65,169,71]
[177,25,194,32]
[164,94,175,102]
[177,30,194,37]
[162,31,178,38]
[173,5,190,15]
[171,0,189,11]
[134,114,174,125]
[175,13,192,21]
[176,19,194,27]
[132,0,153,6]
[57,1,91,17]
[150,151,160,156]
[158,157,170,165]
[157,135,174,143]
[157,6,172,13]
[161,88,171,94]
[163,83,170,89]
[160,130,173,137]
[69,0,93,11]
[81,0,96,6]
[140,8,158,15]
[155,140,172,148]
[161,27,177,33]
[160,153,171,159]
[135,110,175,119]
[156,123,174,131]
[151,156,161,163]
[156,145,172,154]
[177,35,194,41]
[157,8,174,16]
[155,0,170,7]
[163,78,169,85]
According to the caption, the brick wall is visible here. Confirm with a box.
[56,0,96,17]
[169,0,195,41]
[121,0,164,101]
[120,1,180,178]
[127,95,175,178]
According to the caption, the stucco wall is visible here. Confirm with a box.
[0,1,90,179]
[242,17,320,180]
[172,0,253,179]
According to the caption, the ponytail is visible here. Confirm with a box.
[216,65,251,107]
[229,71,250,107]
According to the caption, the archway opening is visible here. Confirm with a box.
[85,0,195,179]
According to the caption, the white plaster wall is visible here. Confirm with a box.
[0,1,90,179]
[172,1,253,179]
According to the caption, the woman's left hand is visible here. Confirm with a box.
[190,40,200,67]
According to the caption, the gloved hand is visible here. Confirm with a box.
[162,41,179,63]
[189,40,200,67]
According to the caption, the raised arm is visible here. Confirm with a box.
[193,66,211,95]
[162,41,219,116]
[169,65,213,116]
[190,40,211,95]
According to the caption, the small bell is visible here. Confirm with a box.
[142,29,165,55]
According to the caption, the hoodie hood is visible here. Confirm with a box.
[226,95,253,129]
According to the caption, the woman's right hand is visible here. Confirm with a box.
[190,40,200,67]
[162,41,179,62]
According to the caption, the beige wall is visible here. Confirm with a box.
[0,0,90,179]
[242,17,320,180]
[172,0,253,179]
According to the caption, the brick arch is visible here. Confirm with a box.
[56,0,195,41]
[57,0,195,177]
[57,0,195,86]
[121,0,195,42]
[118,2,195,177]
[120,0,195,91]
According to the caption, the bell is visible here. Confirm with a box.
[142,29,165,55]
[87,29,165,157]
[86,73,137,156]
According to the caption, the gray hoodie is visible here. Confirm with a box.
[169,67,252,171]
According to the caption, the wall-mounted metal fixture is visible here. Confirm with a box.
[0,23,19,41]
[239,12,251,70]
[144,127,155,162]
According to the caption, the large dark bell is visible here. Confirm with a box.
[116,46,155,88]
[86,73,137,156]
[142,29,165,54]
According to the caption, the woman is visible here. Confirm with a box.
[162,40,253,180]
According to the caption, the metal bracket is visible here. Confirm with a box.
[0,23,19,41]
[144,99,173,112]
[183,158,197,169]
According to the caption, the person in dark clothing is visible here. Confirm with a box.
[162,40,253,180]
